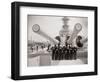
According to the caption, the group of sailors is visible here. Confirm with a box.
[30,45,45,52]
[30,42,78,60]
[51,44,78,60]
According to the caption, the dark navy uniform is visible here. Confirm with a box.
[58,48,61,60]
[65,50,68,60]
[62,46,66,60]
[73,47,77,60]
[55,49,58,60]
[51,47,55,60]
[70,48,73,60]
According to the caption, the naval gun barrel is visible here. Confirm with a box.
[32,24,58,45]
[67,23,82,44]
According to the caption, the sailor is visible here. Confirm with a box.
[65,48,68,60]
[62,46,65,60]
[59,47,62,60]
[41,45,44,50]
[70,46,73,60]
[51,46,55,60]
[47,44,51,51]
[55,48,58,60]
[73,47,77,60]
[67,44,70,60]
[36,46,38,51]
[57,46,60,60]
[71,47,74,59]
[31,46,33,52]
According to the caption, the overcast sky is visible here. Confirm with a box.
[27,15,88,42]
